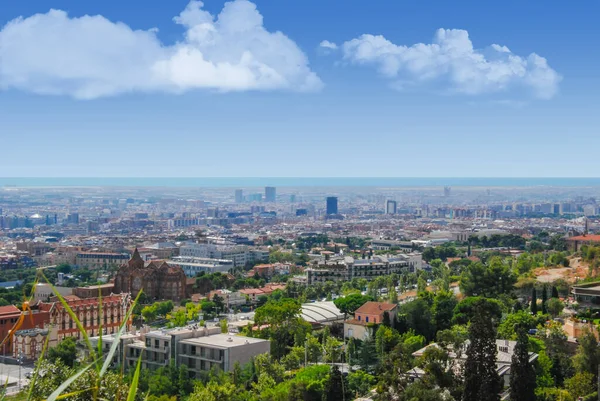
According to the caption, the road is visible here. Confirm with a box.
[0,362,33,395]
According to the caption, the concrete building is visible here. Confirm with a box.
[571,281,600,303]
[306,254,420,285]
[235,189,243,204]
[265,187,276,203]
[326,197,338,215]
[33,283,72,303]
[178,333,270,376]
[180,243,268,267]
[409,340,538,396]
[344,302,398,339]
[91,325,269,376]
[75,252,130,270]
[168,256,234,277]
[385,200,397,215]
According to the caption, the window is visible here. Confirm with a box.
[155,340,159,348]
[366,317,369,323]
[191,346,196,355]
[358,315,361,321]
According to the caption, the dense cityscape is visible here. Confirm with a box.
[0,183,599,400]
[1,0,597,399]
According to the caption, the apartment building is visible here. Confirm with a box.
[75,252,130,270]
[91,325,269,375]
[168,256,234,277]
[306,254,420,285]
[179,243,268,267]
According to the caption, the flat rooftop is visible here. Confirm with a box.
[180,334,268,349]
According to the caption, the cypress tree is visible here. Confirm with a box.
[509,327,537,401]
[463,299,502,401]
[531,288,537,314]
[551,286,559,299]
[325,365,347,401]
[541,285,548,315]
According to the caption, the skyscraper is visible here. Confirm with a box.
[386,200,397,214]
[326,197,338,215]
[235,189,243,203]
[265,187,276,202]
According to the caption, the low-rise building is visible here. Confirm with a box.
[90,325,269,376]
[168,256,233,277]
[409,340,538,396]
[76,252,130,270]
[344,302,398,340]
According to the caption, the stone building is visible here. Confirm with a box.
[113,249,187,301]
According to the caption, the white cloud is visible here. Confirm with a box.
[0,0,322,99]
[319,40,338,50]
[341,29,561,99]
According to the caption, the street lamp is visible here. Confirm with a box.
[18,351,23,391]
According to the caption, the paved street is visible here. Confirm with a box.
[0,362,33,395]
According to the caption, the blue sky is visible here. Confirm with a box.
[1,0,599,177]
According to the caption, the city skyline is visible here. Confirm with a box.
[2,0,599,177]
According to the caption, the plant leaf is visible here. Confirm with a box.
[46,360,95,401]
[127,353,143,401]
[100,290,142,376]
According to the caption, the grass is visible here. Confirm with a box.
[0,272,144,401]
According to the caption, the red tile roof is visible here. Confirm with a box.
[568,235,600,242]
[355,301,397,315]
[0,305,20,316]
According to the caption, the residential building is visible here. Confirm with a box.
[566,234,600,252]
[75,252,130,270]
[33,283,72,303]
[409,340,538,396]
[168,256,233,277]
[179,333,269,376]
[92,325,269,376]
[344,302,398,339]
[571,281,600,303]
[306,254,418,285]
[180,243,268,267]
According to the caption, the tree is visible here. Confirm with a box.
[463,299,502,401]
[564,372,595,399]
[530,288,537,314]
[574,329,600,379]
[541,285,548,315]
[497,311,537,340]
[324,365,347,401]
[47,337,78,367]
[347,370,375,398]
[333,293,372,318]
[460,258,516,298]
[212,294,225,313]
[200,301,216,315]
[509,327,536,401]
[220,319,228,333]
[432,291,458,333]
[400,298,436,341]
[545,298,564,318]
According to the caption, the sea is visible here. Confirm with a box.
[1,177,600,188]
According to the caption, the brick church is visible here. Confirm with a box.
[113,248,187,301]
